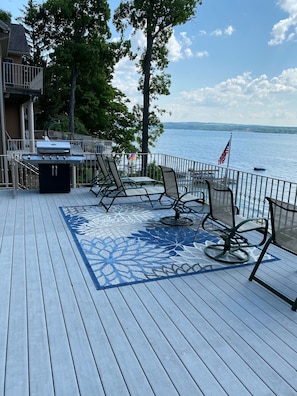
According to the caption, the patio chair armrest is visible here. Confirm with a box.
[122,179,138,188]
[179,190,205,203]
[234,216,268,245]
[235,216,268,228]
[178,185,188,193]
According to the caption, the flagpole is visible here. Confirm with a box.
[226,132,232,170]
[223,133,232,185]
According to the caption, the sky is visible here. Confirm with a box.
[3,0,297,127]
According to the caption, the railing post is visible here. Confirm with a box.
[11,157,18,197]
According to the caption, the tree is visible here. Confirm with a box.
[32,0,114,138]
[17,0,46,68]
[18,0,138,150]
[0,10,11,23]
[114,0,202,174]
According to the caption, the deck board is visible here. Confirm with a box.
[107,288,181,395]
[26,232,54,396]
[35,231,80,395]
[117,285,207,395]
[5,234,29,396]
[0,188,297,395]
[137,281,251,395]
[181,275,297,394]
[166,276,275,395]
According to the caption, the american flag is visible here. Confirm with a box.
[218,140,230,165]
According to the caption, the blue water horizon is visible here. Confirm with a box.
[152,128,297,182]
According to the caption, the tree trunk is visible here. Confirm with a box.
[141,34,153,175]
[69,65,78,139]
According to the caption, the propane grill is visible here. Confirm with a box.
[22,141,85,165]
[22,141,84,193]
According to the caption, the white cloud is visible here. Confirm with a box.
[124,29,196,62]
[133,29,146,50]
[180,70,297,107]
[224,25,235,36]
[277,0,297,14]
[113,55,297,125]
[113,58,140,106]
[211,29,223,37]
[184,48,194,58]
[180,31,192,46]
[210,26,235,37]
[168,34,183,61]
[168,31,208,61]
[158,69,297,126]
[269,0,297,45]
[113,29,197,102]
[196,50,209,58]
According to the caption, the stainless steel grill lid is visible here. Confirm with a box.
[36,141,71,154]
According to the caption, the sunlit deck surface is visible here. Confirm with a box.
[0,187,296,395]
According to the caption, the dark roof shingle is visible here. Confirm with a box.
[8,23,30,55]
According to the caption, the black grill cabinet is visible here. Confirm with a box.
[39,163,70,193]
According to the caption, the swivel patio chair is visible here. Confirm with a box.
[249,197,297,311]
[99,158,164,211]
[202,180,268,264]
[159,165,205,226]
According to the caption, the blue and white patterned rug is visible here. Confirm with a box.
[60,203,277,290]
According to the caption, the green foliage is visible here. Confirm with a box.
[17,1,46,67]
[114,0,202,172]
[45,115,89,136]
[14,0,202,157]
[132,104,165,150]
[147,160,162,181]
[0,9,12,23]
[37,0,114,136]
[19,0,139,152]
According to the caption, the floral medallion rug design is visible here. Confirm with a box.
[60,203,278,290]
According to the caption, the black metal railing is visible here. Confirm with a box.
[4,151,297,219]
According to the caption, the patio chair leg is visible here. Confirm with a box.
[204,244,249,264]
[249,237,271,281]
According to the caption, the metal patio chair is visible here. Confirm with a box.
[98,158,164,211]
[90,154,158,196]
[249,197,297,311]
[90,154,114,196]
[202,180,268,264]
[159,165,205,226]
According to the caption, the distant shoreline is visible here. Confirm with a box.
[163,121,297,134]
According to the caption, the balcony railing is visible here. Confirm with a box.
[6,138,112,155]
[3,62,43,93]
[4,150,297,219]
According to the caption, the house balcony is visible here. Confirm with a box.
[3,61,43,102]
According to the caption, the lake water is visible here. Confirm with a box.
[152,129,297,183]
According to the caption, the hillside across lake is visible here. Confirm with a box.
[163,122,297,134]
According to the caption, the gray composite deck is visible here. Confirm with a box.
[0,187,296,395]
